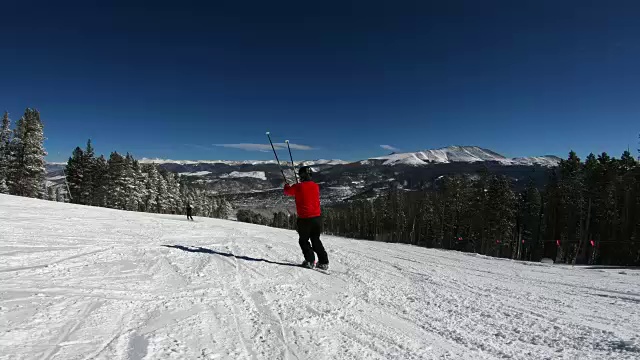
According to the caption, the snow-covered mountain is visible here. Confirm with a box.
[46,146,562,211]
[220,171,267,181]
[139,158,348,167]
[138,146,560,169]
[2,195,639,359]
[370,146,561,167]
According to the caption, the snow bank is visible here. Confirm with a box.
[1,194,639,359]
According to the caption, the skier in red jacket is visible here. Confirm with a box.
[284,166,329,270]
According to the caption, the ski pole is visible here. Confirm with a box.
[285,140,298,183]
[266,132,288,183]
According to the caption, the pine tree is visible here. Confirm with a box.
[581,153,601,263]
[156,168,170,213]
[107,152,127,209]
[519,180,542,260]
[165,172,181,214]
[8,108,47,198]
[66,147,85,203]
[142,164,159,212]
[55,186,66,202]
[218,198,233,219]
[81,140,96,203]
[486,175,516,257]
[131,159,147,211]
[47,185,56,201]
[0,111,11,193]
[122,154,142,211]
[620,150,636,173]
[557,151,585,263]
[92,155,109,207]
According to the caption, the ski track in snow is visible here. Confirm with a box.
[1,195,639,360]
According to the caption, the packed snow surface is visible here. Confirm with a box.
[1,195,639,360]
[220,171,268,181]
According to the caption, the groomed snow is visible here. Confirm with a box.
[1,195,639,359]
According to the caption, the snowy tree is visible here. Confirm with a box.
[131,159,147,211]
[81,140,96,203]
[156,169,170,213]
[107,152,127,209]
[47,185,56,201]
[142,164,159,212]
[66,147,85,203]
[55,187,66,202]
[8,108,47,198]
[0,177,8,194]
[122,154,143,211]
[92,155,109,207]
[0,111,11,193]
[165,172,182,214]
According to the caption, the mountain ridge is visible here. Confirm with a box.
[369,146,561,167]
[122,146,560,168]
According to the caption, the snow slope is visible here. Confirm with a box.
[1,195,639,360]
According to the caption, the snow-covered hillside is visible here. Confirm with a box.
[371,146,561,167]
[178,171,213,177]
[220,171,268,181]
[2,195,638,359]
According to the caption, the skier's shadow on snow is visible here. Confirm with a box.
[163,245,300,268]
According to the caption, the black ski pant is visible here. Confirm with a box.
[297,216,328,265]
[187,210,193,221]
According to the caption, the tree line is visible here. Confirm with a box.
[321,150,639,265]
[65,140,233,218]
[238,149,640,266]
[236,209,297,229]
[0,108,233,220]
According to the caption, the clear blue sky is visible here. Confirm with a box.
[2,0,639,162]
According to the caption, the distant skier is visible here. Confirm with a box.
[284,166,329,270]
[186,203,194,221]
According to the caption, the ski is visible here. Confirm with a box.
[298,264,330,275]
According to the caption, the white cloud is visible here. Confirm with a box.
[214,143,273,151]
[214,143,315,151]
[380,144,400,152]
[279,143,314,151]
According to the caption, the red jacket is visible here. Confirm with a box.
[284,181,321,218]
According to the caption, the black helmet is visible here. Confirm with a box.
[298,166,312,181]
